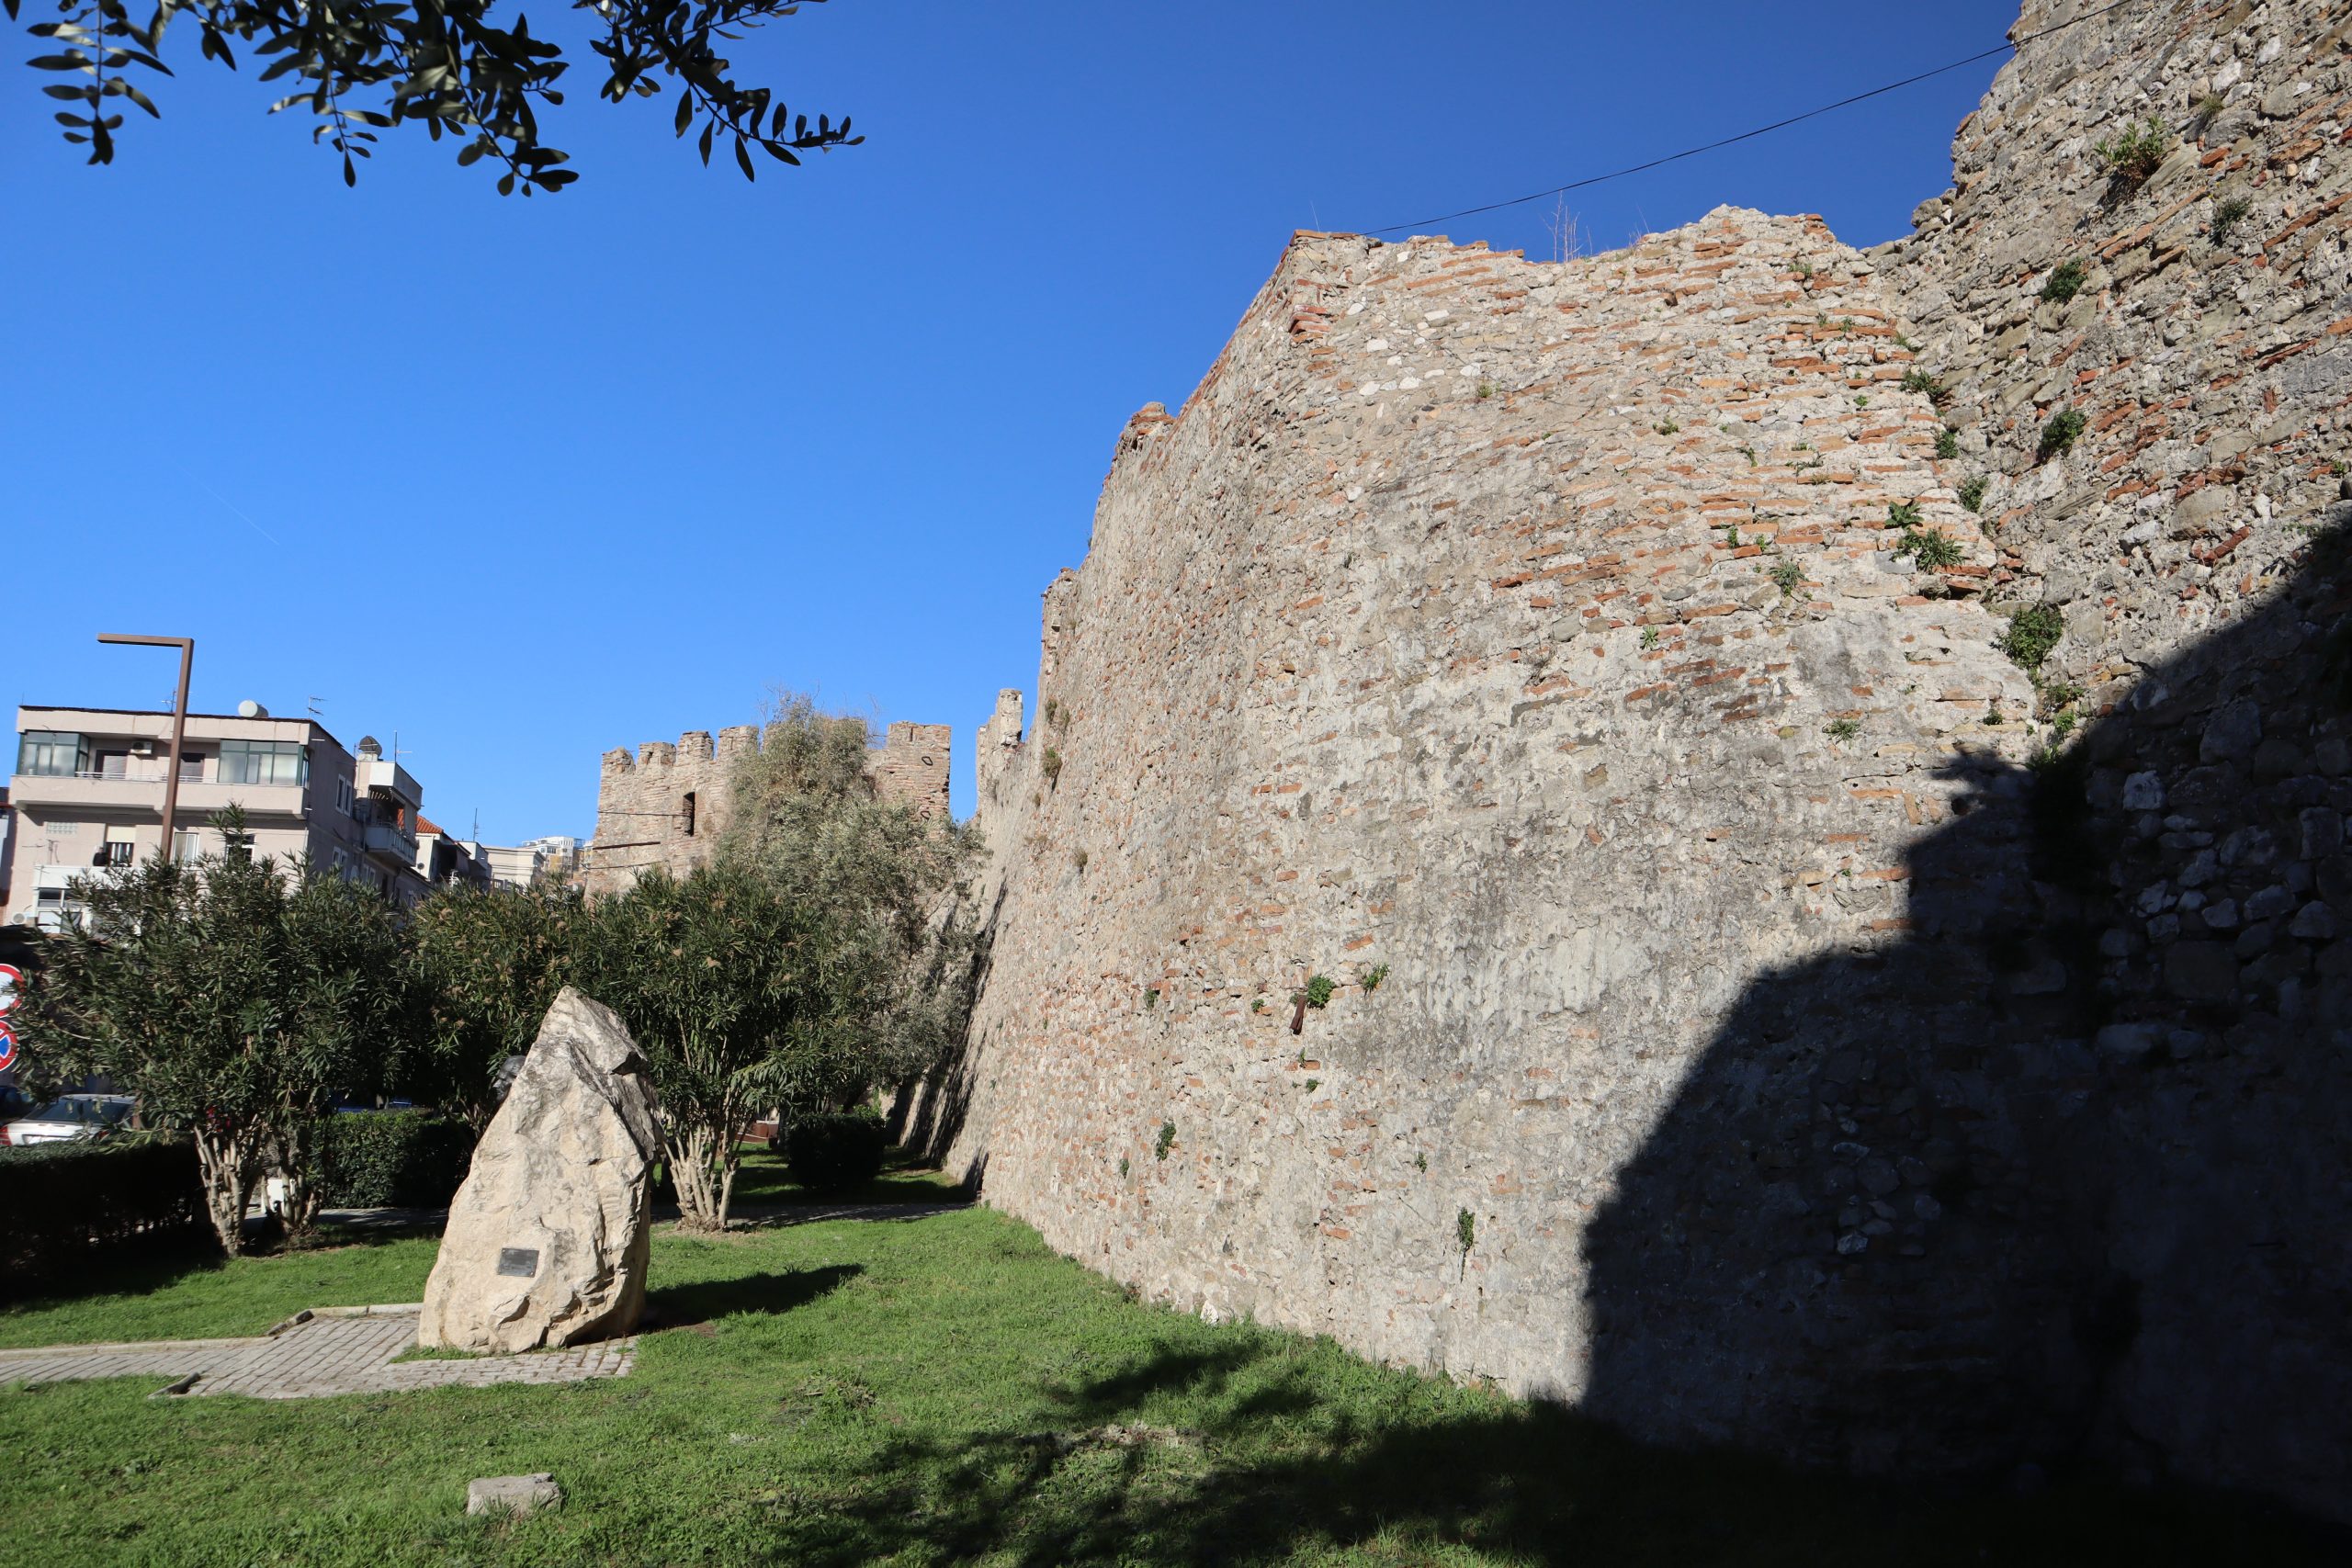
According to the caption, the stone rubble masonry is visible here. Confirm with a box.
[923,0,2352,1525]
[584,719,951,896]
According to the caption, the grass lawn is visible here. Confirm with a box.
[0,1155,2335,1566]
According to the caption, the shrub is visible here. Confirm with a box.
[1361,963,1389,992]
[786,1111,888,1192]
[1041,747,1063,784]
[1656,418,1679,435]
[2040,258,2087,303]
[1826,716,1862,741]
[1770,558,1805,594]
[1935,427,1960,460]
[1303,974,1336,1010]
[1456,1207,1476,1254]
[0,1137,209,1286]
[2003,604,2065,672]
[2210,195,2251,246]
[2093,118,2169,181]
[1887,500,1923,528]
[1958,475,1989,513]
[1154,1121,1176,1162]
[1143,987,1159,1010]
[314,1111,476,1209]
[2037,409,2088,461]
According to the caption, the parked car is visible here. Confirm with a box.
[1,1093,135,1146]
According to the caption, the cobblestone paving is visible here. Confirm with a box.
[0,1308,634,1399]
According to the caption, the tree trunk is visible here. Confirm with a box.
[276,1118,326,1236]
[670,1115,750,1233]
[193,1126,254,1258]
[672,1123,725,1232]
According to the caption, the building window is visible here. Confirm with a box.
[335,776,354,816]
[179,751,206,782]
[681,792,696,838]
[99,840,135,869]
[171,828,204,863]
[17,731,90,778]
[219,739,308,787]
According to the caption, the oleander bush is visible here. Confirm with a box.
[0,1136,209,1287]
[786,1111,888,1192]
[312,1111,476,1209]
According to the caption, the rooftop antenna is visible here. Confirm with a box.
[307,695,325,719]
[471,808,481,841]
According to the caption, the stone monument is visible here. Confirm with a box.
[417,987,662,1352]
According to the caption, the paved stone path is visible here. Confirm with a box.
[0,1307,635,1400]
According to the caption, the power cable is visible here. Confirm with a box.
[1366,0,2146,238]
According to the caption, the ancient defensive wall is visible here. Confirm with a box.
[584,719,950,896]
[915,0,2352,1521]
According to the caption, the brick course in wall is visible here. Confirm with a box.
[917,0,2351,1522]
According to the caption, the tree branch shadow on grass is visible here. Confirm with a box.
[763,1339,2346,1568]
[643,1264,861,1331]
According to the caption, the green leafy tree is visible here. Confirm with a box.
[577,859,825,1231]
[15,808,413,1251]
[718,693,986,1105]
[12,0,861,189]
[407,881,582,1131]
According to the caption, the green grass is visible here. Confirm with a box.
[725,1144,963,1210]
[0,1235,442,1348]
[0,1200,2335,1564]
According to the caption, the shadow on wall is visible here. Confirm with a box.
[890,881,1005,1191]
[1581,523,2352,1521]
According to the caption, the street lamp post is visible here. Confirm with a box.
[96,634,194,863]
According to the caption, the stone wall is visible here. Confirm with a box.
[584,719,951,896]
[925,0,2350,1521]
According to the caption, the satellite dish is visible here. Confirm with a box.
[237,700,268,718]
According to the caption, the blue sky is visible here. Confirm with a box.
[1,0,2021,839]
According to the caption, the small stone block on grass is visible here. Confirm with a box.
[466,1473,561,1517]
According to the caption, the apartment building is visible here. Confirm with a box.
[413,817,492,893]
[6,705,431,930]
[479,834,581,890]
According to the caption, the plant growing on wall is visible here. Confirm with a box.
[1154,1121,1176,1162]
[1957,475,1989,513]
[1900,367,1951,405]
[1935,428,1960,460]
[2037,409,2088,462]
[2210,195,2251,246]
[1361,963,1389,993]
[2001,604,2065,672]
[1894,526,1963,570]
[2040,259,2088,304]
[2093,118,2170,183]
[1302,974,1336,1010]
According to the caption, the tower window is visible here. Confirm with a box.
[681,792,696,838]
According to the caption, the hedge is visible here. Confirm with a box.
[786,1111,888,1192]
[0,1137,210,1285]
[314,1111,476,1209]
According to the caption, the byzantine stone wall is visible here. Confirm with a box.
[584,720,950,896]
[929,0,2351,1521]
